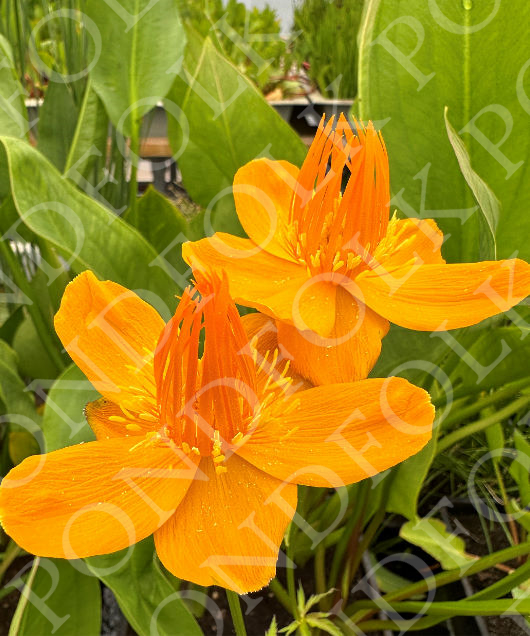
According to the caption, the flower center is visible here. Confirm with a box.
[285,115,390,282]
[153,275,258,467]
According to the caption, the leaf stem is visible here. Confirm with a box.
[346,539,530,623]
[226,589,247,636]
[437,395,530,454]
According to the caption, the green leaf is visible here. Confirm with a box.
[357,1,530,262]
[8,430,40,464]
[385,440,436,521]
[305,616,343,636]
[86,0,186,137]
[510,429,530,508]
[265,616,278,636]
[12,316,58,380]
[0,339,41,432]
[368,552,423,599]
[9,557,101,636]
[444,108,499,260]
[86,537,201,636]
[63,79,108,182]
[167,30,306,233]
[0,35,28,140]
[37,82,78,172]
[400,517,476,570]
[0,136,178,309]
[42,364,97,453]
[128,186,191,286]
[445,325,530,394]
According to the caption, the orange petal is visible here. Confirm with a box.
[277,286,389,384]
[355,258,530,330]
[183,234,337,336]
[155,455,296,593]
[234,159,299,261]
[54,271,164,412]
[374,217,445,267]
[236,377,434,487]
[85,398,159,440]
[0,437,199,558]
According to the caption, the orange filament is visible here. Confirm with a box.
[286,114,390,280]
[154,274,258,458]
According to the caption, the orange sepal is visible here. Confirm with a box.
[276,286,389,385]
[154,454,296,593]
[183,234,337,336]
[54,271,163,411]
[355,258,530,330]
[233,158,299,261]
[0,437,199,558]
[236,377,434,487]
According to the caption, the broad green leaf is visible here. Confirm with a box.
[444,325,530,394]
[167,30,307,233]
[63,79,108,182]
[358,0,530,262]
[9,558,101,636]
[42,364,97,453]
[444,108,498,260]
[86,0,186,137]
[12,317,58,379]
[8,431,40,464]
[128,186,190,285]
[0,136,177,309]
[0,339,41,431]
[370,324,455,388]
[37,82,78,171]
[86,537,201,636]
[0,35,28,140]
[386,440,436,521]
[400,517,476,570]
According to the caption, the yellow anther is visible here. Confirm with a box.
[181,442,191,454]
[333,259,345,272]
[108,415,126,423]
[213,454,226,464]
[139,412,158,422]
[191,446,201,455]
[212,446,222,458]
[215,465,228,476]
[126,423,142,432]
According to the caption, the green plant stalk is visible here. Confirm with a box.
[442,378,530,427]
[351,598,530,616]
[346,539,530,623]
[226,590,247,636]
[268,578,292,613]
[0,540,21,583]
[286,522,298,617]
[436,394,530,454]
[315,544,327,600]
[128,118,140,217]
[328,481,370,591]
[0,238,65,373]
[341,506,386,603]
[13,0,25,82]
[9,557,40,636]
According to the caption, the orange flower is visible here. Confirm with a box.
[0,270,434,593]
[183,115,530,386]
